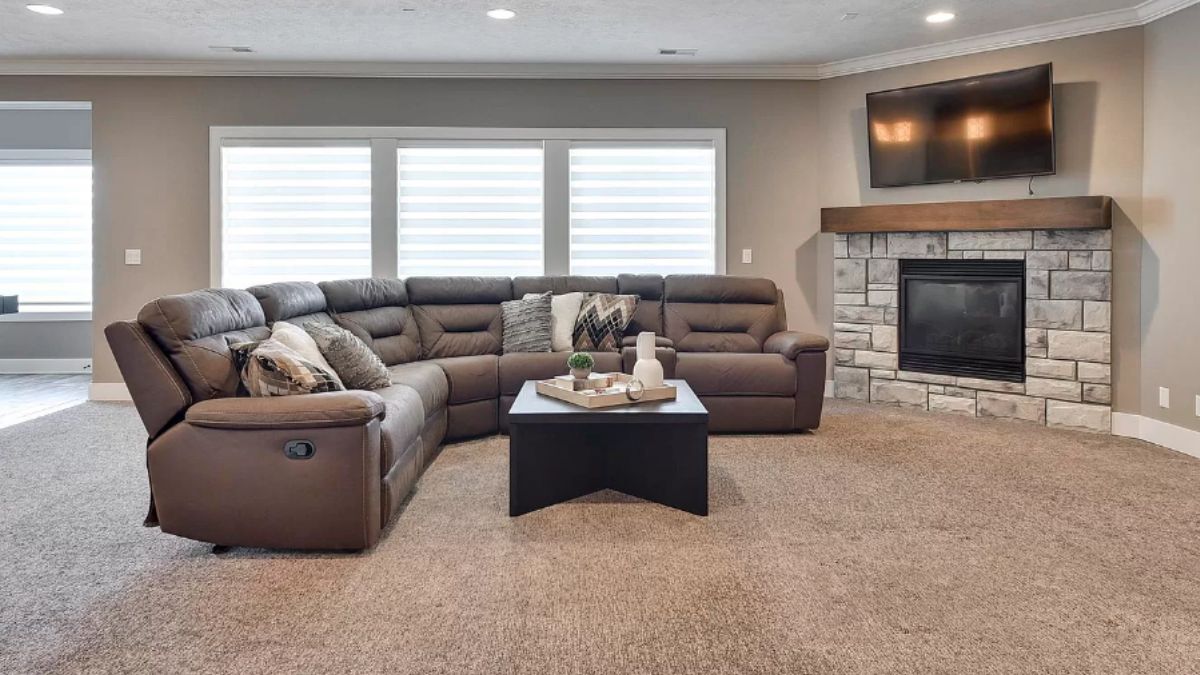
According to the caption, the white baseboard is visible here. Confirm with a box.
[824,379,834,398]
[0,358,92,374]
[89,382,132,401]
[1112,412,1200,459]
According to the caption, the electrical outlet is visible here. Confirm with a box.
[124,249,142,266]
[1159,386,1170,409]
[741,248,752,264]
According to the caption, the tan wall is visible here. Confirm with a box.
[1142,4,1200,432]
[816,28,1146,415]
[0,78,821,383]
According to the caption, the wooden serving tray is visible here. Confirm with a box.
[534,372,677,409]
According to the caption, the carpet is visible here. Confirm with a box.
[2,400,1199,674]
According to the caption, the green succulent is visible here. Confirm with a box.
[567,352,595,369]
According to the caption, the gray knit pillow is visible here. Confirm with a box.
[303,322,391,390]
[501,292,553,353]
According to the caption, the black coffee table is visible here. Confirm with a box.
[507,379,709,517]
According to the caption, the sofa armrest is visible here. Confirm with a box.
[620,335,674,348]
[186,391,385,430]
[764,331,830,360]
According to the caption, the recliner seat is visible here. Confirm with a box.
[107,274,829,551]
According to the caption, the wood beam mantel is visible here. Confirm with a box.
[820,196,1112,233]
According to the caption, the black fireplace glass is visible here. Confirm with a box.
[899,259,1025,382]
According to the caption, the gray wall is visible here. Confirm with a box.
[0,78,821,383]
[0,107,92,361]
[815,28,1146,416]
[1142,3,1200,432]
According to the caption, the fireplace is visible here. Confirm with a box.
[899,259,1025,382]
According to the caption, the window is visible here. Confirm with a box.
[397,145,543,277]
[213,128,723,285]
[0,155,92,313]
[569,144,716,275]
[219,144,372,288]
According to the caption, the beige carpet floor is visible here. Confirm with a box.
[2,399,1199,674]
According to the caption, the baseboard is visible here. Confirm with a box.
[824,379,834,398]
[0,358,92,374]
[89,382,132,401]
[1112,412,1200,460]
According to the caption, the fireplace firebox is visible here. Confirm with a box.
[898,259,1025,382]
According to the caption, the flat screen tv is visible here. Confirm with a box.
[866,63,1055,188]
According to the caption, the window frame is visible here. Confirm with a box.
[0,148,93,323]
[210,127,726,285]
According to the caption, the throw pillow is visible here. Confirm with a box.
[270,320,343,388]
[303,322,391,391]
[502,292,553,353]
[572,293,638,352]
[229,338,344,397]
[524,291,585,352]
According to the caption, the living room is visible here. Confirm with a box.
[1,1,1198,672]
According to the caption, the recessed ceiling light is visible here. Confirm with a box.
[926,11,956,23]
[25,4,64,15]
[486,8,516,20]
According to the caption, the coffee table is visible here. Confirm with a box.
[507,379,709,517]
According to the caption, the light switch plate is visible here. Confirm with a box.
[741,248,752,264]
[124,249,142,265]
[1195,394,1199,417]
[1159,386,1170,409]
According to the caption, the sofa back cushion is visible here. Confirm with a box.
[618,274,664,336]
[512,275,617,296]
[318,278,420,366]
[663,276,786,353]
[137,288,270,401]
[407,277,512,359]
[247,281,333,326]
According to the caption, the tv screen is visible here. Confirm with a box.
[866,63,1055,188]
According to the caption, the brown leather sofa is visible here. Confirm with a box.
[106,274,829,551]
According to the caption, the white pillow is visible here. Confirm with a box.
[525,292,585,352]
[271,320,344,388]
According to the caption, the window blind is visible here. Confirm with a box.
[221,145,372,288]
[0,162,92,311]
[397,146,543,277]
[569,144,716,275]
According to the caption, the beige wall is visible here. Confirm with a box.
[816,28,1146,415]
[1142,4,1200,432]
[0,78,821,383]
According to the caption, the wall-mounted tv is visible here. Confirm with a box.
[866,63,1055,188]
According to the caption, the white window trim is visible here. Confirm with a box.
[0,148,93,321]
[210,126,726,285]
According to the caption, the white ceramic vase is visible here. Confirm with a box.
[631,331,664,388]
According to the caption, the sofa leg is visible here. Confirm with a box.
[211,544,232,554]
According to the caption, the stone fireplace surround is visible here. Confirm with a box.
[833,229,1113,433]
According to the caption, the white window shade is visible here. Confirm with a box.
[0,162,92,311]
[397,146,543,277]
[569,144,716,275]
[221,145,372,288]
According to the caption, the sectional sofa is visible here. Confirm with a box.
[106,274,829,550]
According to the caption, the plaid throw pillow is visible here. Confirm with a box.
[230,338,343,397]
[572,293,638,352]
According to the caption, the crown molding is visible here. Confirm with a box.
[0,0,1194,81]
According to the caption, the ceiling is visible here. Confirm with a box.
[0,0,1187,77]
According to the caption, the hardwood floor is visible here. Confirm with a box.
[0,374,90,430]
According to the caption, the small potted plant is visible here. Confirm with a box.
[567,352,595,380]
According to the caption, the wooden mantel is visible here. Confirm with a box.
[820,196,1112,233]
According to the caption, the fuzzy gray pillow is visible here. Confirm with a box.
[501,292,553,353]
[303,322,391,391]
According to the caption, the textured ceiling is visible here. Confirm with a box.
[0,0,1143,65]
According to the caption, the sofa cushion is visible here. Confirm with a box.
[387,361,449,417]
[501,292,553,353]
[498,351,623,395]
[665,275,780,304]
[573,293,637,352]
[406,276,512,305]
[618,274,665,335]
[138,288,270,402]
[304,322,391,391]
[512,275,617,296]
[319,278,420,366]
[413,305,503,359]
[675,352,797,396]
[428,355,499,404]
[248,281,333,326]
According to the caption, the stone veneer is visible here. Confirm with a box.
[833,229,1113,433]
